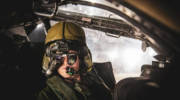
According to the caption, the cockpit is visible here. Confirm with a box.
[0,0,180,100]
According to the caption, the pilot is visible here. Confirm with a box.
[37,21,112,100]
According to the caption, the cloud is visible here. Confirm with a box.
[84,28,157,82]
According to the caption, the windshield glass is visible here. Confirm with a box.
[84,28,157,82]
[58,3,124,20]
[55,2,157,82]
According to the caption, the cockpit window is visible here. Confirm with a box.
[58,3,124,20]
[84,28,157,82]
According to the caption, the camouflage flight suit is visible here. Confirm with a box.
[37,72,112,100]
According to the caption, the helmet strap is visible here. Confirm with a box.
[62,22,65,40]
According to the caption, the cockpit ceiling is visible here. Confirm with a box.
[124,0,180,33]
